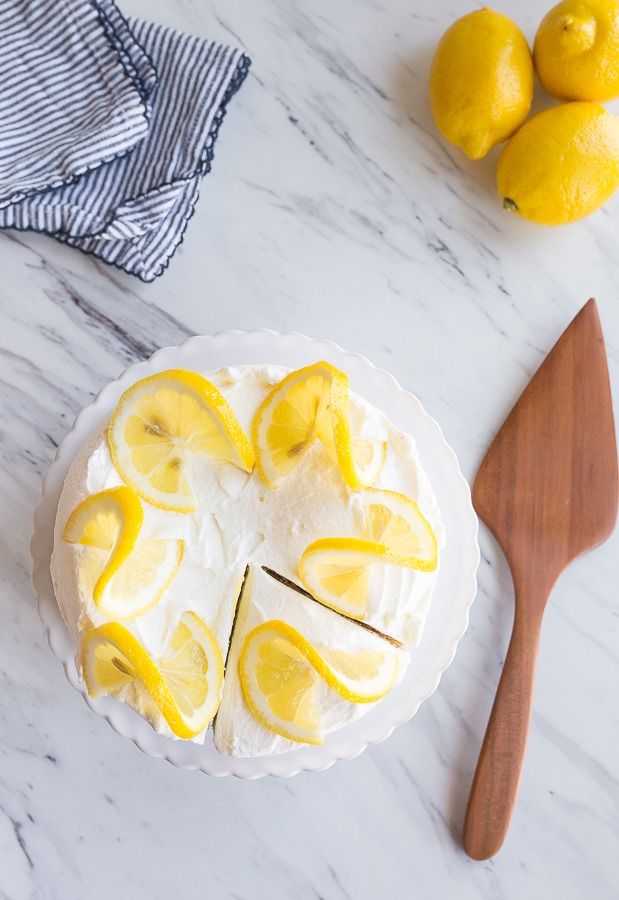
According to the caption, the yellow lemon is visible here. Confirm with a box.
[298,488,438,620]
[252,361,384,491]
[497,102,619,225]
[108,369,254,512]
[82,612,224,739]
[362,488,439,569]
[63,486,184,619]
[238,620,402,744]
[534,0,619,101]
[297,489,438,620]
[430,8,534,160]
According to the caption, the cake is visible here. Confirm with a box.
[51,362,444,756]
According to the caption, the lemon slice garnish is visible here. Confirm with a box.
[252,361,336,488]
[315,642,402,701]
[350,437,387,486]
[108,369,254,512]
[252,361,383,490]
[81,612,224,738]
[362,488,438,570]
[238,619,401,744]
[297,538,395,620]
[298,489,438,619]
[63,486,183,619]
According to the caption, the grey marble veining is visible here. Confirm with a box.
[1,0,618,897]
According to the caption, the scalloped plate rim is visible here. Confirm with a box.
[31,329,479,779]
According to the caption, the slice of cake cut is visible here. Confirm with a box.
[214,565,409,757]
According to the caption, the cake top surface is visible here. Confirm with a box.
[51,363,443,753]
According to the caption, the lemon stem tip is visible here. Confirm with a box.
[503,197,518,213]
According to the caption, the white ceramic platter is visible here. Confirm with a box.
[31,330,479,778]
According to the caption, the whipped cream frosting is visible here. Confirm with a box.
[51,364,444,746]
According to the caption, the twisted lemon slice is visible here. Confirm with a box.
[108,369,254,512]
[346,436,386,487]
[239,619,401,744]
[362,488,438,569]
[82,612,224,738]
[298,489,438,619]
[64,486,183,619]
[252,361,384,490]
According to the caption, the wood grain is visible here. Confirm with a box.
[463,299,618,860]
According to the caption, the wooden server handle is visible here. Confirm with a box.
[463,602,544,859]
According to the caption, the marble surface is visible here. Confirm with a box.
[0,0,618,897]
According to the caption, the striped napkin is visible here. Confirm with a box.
[0,0,156,209]
[0,0,250,281]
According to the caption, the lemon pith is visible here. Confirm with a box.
[252,361,384,490]
[238,619,400,744]
[534,0,619,101]
[108,369,254,512]
[497,102,619,225]
[81,612,224,738]
[430,8,534,159]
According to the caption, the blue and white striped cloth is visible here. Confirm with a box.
[0,0,250,281]
[0,0,156,209]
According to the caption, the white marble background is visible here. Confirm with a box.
[1,0,618,897]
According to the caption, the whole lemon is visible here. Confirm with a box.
[534,0,619,101]
[497,102,619,225]
[430,8,534,160]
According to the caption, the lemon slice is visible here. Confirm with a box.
[298,489,438,619]
[238,619,400,744]
[81,611,224,738]
[108,369,254,512]
[82,540,184,620]
[362,488,438,571]
[316,642,402,701]
[252,361,380,490]
[351,437,387,485]
[63,486,183,619]
[298,538,396,620]
[320,372,387,488]
[252,361,335,488]
[239,620,323,744]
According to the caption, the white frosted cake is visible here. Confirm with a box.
[51,362,444,755]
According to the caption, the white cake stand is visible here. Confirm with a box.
[31,330,479,778]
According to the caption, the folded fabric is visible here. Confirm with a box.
[0,0,156,209]
[0,0,250,281]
